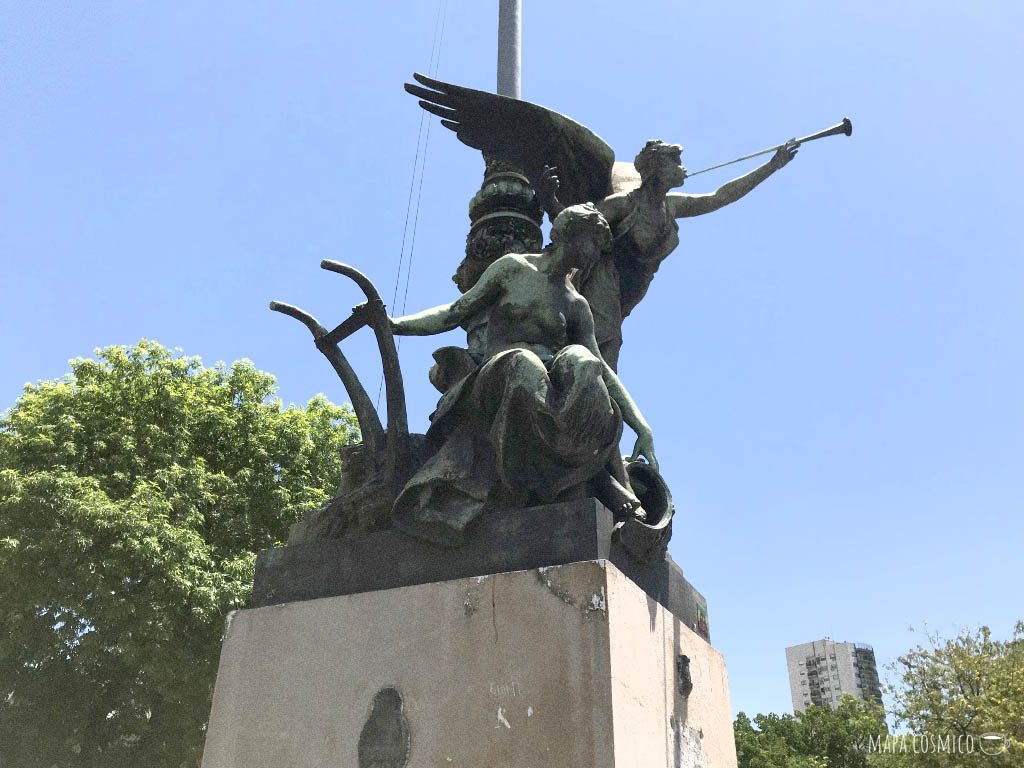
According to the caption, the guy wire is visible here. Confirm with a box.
[376,0,449,411]
[400,0,449,321]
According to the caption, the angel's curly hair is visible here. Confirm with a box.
[634,140,683,181]
[549,203,612,249]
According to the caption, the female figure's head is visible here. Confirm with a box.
[550,203,613,271]
[634,140,686,189]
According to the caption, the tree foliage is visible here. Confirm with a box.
[735,622,1023,768]
[734,695,887,768]
[0,341,358,767]
[884,622,1023,767]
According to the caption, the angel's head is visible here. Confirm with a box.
[550,203,612,270]
[635,140,686,188]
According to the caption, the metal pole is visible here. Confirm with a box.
[497,0,521,98]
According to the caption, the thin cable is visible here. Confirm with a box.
[399,118,433,325]
[428,0,449,75]
[375,0,448,410]
[374,105,425,411]
[399,0,448,322]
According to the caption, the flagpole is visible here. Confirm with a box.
[456,0,540,294]
[497,0,521,98]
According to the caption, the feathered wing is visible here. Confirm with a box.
[404,73,616,207]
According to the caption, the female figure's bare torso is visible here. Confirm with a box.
[482,253,585,361]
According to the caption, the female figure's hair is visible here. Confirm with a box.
[550,202,612,248]
[634,140,683,181]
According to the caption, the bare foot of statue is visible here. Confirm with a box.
[621,499,648,523]
[595,471,647,522]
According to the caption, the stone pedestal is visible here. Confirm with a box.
[252,499,710,644]
[202,557,737,768]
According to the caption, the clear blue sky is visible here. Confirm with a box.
[2,1,1022,719]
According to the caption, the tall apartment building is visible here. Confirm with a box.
[785,638,883,714]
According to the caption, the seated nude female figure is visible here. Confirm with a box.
[387,204,658,545]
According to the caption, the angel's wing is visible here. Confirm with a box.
[405,73,616,207]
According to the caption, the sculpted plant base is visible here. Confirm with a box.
[201,559,737,768]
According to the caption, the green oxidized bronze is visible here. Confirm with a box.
[388,204,654,544]
[406,73,815,370]
[271,204,673,560]
[458,157,543,293]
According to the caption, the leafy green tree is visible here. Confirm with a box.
[0,341,358,767]
[735,695,888,768]
[884,622,1023,767]
[737,622,1023,768]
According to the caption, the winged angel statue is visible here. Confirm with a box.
[406,73,799,370]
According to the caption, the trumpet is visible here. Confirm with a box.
[685,118,852,178]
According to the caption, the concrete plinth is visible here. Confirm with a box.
[254,499,711,645]
[202,560,737,768]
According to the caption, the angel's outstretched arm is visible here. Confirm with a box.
[668,141,798,218]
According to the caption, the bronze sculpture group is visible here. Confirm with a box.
[273,73,850,560]
[406,73,801,370]
[389,203,655,545]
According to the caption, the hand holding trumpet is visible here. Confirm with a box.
[687,117,852,179]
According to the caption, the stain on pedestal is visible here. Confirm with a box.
[358,687,410,768]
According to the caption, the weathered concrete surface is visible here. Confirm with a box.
[202,561,736,768]
[605,565,736,768]
[254,498,711,644]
